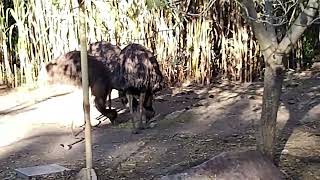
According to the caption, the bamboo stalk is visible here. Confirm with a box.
[0,64,2,84]
[249,28,253,82]
[0,0,271,88]
[14,63,17,87]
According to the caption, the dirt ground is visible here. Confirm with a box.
[0,67,319,180]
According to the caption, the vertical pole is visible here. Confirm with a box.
[78,0,93,178]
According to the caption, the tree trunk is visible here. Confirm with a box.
[241,0,318,159]
[259,53,284,158]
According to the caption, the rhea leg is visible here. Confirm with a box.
[139,92,146,129]
[93,97,106,126]
[127,93,138,134]
[108,93,112,110]
[92,79,108,124]
[144,92,155,123]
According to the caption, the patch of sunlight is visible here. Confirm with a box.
[239,100,263,123]
[110,89,120,100]
[300,104,320,123]
[0,118,31,147]
[107,140,146,162]
[217,91,241,101]
[309,85,320,91]
[284,129,320,157]
[157,110,196,129]
[0,88,113,148]
[165,109,186,121]
[194,88,209,95]
[276,103,290,130]
[301,165,320,180]
[33,92,106,127]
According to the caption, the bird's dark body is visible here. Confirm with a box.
[45,42,164,131]
[45,50,117,122]
[118,43,163,133]
[119,43,163,93]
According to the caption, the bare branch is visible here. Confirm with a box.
[277,0,319,54]
[265,0,277,43]
[308,15,320,24]
[240,0,274,49]
[164,0,217,18]
[237,0,300,27]
[288,3,298,24]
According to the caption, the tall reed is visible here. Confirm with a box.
[0,0,310,88]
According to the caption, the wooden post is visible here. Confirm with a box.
[78,0,96,179]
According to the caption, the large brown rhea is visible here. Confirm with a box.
[88,41,123,123]
[119,43,163,134]
[45,50,117,123]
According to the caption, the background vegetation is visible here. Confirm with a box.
[0,0,319,88]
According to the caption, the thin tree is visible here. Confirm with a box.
[239,0,319,158]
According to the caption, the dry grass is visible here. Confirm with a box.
[0,0,305,88]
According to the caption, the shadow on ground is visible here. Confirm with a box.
[0,70,319,179]
[274,71,320,178]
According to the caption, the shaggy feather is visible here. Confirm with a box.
[119,43,163,93]
[45,50,116,121]
[118,43,163,132]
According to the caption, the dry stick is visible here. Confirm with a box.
[70,118,85,138]
[67,120,105,151]
[69,111,108,139]
[60,137,85,150]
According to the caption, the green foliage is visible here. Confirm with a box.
[3,0,18,49]
[145,0,167,10]
[127,1,140,20]
[302,29,318,66]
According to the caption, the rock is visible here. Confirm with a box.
[248,95,256,99]
[288,99,296,104]
[60,144,72,150]
[159,150,284,180]
[165,110,185,120]
[232,133,239,137]
[285,82,299,88]
[208,94,214,98]
[201,139,213,142]
[193,103,203,107]
[223,139,229,143]
[252,106,261,112]
[178,92,186,96]
[300,104,320,123]
[311,62,320,70]
[178,134,189,139]
[282,149,289,155]
[156,98,166,102]
[186,90,195,94]
[299,72,307,77]
[149,122,157,128]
